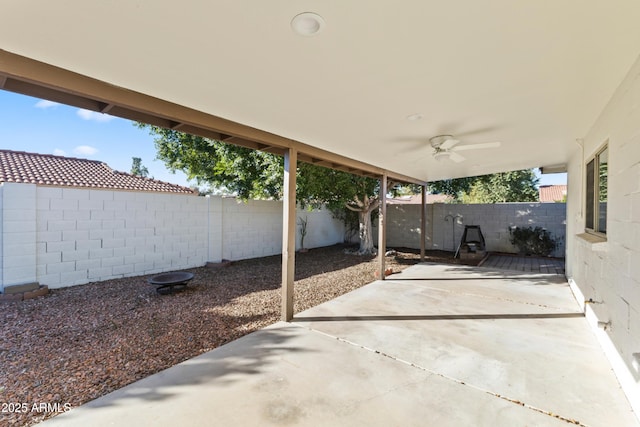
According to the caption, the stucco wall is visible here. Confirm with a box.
[0,185,344,290]
[376,202,566,257]
[566,53,640,411]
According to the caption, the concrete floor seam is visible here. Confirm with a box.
[295,323,588,427]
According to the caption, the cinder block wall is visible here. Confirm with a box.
[376,202,566,257]
[2,183,37,287]
[0,186,344,290]
[218,198,345,260]
[34,187,209,288]
[0,185,3,285]
[566,51,640,399]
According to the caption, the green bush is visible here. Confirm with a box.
[508,226,559,257]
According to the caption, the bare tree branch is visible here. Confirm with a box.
[345,203,363,212]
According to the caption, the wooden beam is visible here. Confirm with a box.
[378,174,388,280]
[421,185,426,261]
[281,148,297,322]
[0,49,428,186]
[0,74,7,89]
[2,77,104,111]
[98,102,115,113]
[261,145,286,155]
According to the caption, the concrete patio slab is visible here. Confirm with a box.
[41,263,637,427]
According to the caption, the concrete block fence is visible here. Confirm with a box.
[0,182,566,291]
[0,183,344,290]
[375,202,566,257]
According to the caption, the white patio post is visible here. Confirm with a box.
[281,147,297,322]
[378,174,387,280]
[421,185,426,261]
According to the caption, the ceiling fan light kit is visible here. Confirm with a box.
[433,151,450,161]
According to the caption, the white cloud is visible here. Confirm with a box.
[52,149,66,156]
[35,100,61,109]
[73,145,99,156]
[76,109,114,122]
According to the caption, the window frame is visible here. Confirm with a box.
[585,143,608,237]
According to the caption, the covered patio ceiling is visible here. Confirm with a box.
[1,2,639,182]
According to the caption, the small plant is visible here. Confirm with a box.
[298,216,309,252]
[508,226,559,257]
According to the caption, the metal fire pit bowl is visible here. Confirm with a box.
[148,272,194,294]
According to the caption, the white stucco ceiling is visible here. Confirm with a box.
[1,1,639,181]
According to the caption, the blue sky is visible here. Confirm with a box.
[0,91,192,187]
[0,90,566,188]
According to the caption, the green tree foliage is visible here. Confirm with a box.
[429,169,539,203]
[130,157,150,178]
[137,124,387,254]
[462,170,539,203]
[427,177,477,201]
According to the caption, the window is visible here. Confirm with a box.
[585,145,608,235]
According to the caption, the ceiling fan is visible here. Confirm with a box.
[429,134,501,163]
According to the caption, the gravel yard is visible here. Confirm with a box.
[0,245,467,426]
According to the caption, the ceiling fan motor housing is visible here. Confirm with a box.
[429,134,454,149]
[433,150,450,161]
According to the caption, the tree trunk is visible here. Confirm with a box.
[346,194,380,256]
[357,207,376,255]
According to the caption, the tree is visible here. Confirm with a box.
[427,176,477,201]
[130,157,150,178]
[137,125,391,254]
[429,169,539,203]
[462,170,539,203]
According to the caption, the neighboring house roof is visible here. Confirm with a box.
[539,185,567,203]
[0,149,196,194]
[387,194,451,204]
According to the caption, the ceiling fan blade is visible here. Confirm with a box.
[449,152,466,163]
[451,141,501,151]
[440,138,460,150]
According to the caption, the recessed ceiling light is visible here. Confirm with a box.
[291,12,325,36]
[406,113,423,121]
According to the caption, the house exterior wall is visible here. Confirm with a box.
[376,202,566,257]
[566,53,640,413]
[0,187,343,291]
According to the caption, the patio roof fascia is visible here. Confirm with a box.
[0,49,427,187]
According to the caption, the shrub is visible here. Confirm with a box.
[508,226,559,257]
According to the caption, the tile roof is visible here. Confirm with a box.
[539,185,567,203]
[0,150,196,194]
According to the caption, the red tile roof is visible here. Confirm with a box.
[539,185,567,202]
[0,150,196,194]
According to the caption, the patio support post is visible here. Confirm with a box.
[378,173,388,280]
[281,147,297,322]
[421,185,426,261]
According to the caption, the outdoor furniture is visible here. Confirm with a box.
[148,272,194,294]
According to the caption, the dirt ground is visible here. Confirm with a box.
[0,245,469,426]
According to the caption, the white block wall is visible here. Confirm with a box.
[0,187,344,291]
[1,183,38,287]
[566,52,640,409]
[375,202,566,257]
[216,198,345,260]
[33,187,209,288]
